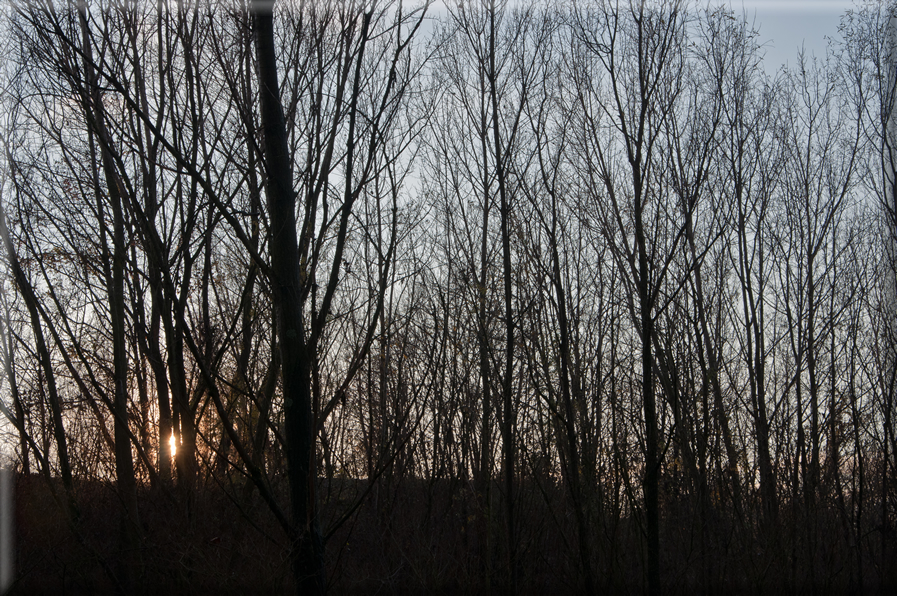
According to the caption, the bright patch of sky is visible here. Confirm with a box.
[727,0,855,72]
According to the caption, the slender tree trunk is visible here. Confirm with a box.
[0,303,29,476]
[476,56,494,593]
[0,204,75,520]
[551,238,597,595]
[484,3,519,589]
[639,246,660,596]
[77,9,142,589]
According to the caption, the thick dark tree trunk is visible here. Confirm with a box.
[251,3,325,594]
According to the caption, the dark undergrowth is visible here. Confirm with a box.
[10,473,896,594]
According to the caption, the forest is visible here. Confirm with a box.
[0,0,895,593]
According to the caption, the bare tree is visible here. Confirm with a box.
[571,2,688,592]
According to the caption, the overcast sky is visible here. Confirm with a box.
[734,0,855,72]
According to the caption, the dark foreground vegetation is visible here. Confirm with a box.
[14,473,896,594]
[1,0,897,594]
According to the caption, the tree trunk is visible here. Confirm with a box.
[487,2,517,589]
[77,9,142,589]
[251,3,326,593]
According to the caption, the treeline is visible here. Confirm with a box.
[0,0,895,594]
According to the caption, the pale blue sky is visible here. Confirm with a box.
[732,0,855,71]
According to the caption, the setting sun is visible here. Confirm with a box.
[169,433,177,458]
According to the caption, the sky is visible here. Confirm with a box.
[733,0,856,72]
[421,1,857,74]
